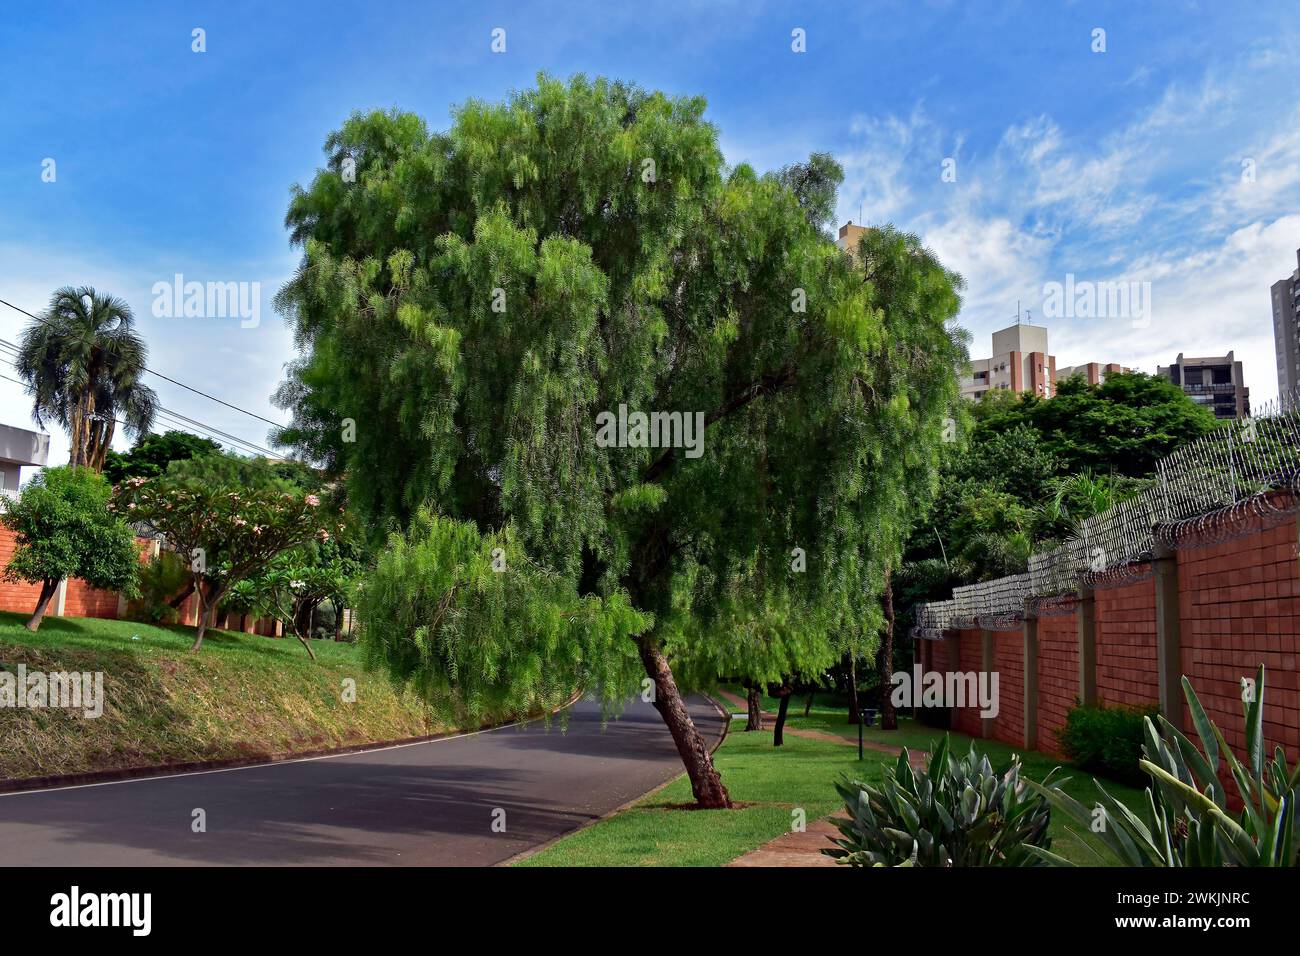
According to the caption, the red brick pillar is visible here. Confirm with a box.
[1023,606,1039,750]
[1077,585,1097,707]
[1153,543,1185,733]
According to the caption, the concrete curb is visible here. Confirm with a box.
[0,689,584,796]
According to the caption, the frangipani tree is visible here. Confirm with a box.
[113,456,345,652]
[274,75,964,806]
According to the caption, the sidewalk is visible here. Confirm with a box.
[716,688,924,868]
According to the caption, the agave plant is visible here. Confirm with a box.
[1027,665,1299,866]
[823,735,1055,866]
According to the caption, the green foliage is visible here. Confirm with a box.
[824,735,1055,866]
[103,430,222,485]
[1,466,141,600]
[111,454,344,645]
[274,75,965,713]
[901,372,1209,605]
[974,371,1218,478]
[14,286,158,470]
[1058,703,1156,787]
[129,550,190,624]
[356,508,645,723]
[235,517,367,650]
[1028,667,1299,867]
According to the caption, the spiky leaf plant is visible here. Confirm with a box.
[1027,665,1299,866]
[824,734,1055,866]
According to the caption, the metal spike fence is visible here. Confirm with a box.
[912,393,1300,637]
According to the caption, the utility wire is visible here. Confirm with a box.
[0,350,280,459]
[0,291,286,426]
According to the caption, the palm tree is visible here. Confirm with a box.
[15,286,158,471]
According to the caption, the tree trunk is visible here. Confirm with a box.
[635,635,731,808]
[846,655,861,725]
[877,566,898,731]
[772,684,792,747]
[295,630,318,661]
[67,400,84,468]
[26,580,58,631]
[744,682,763,731]
[803,691,814,717]
[190,579,217,653]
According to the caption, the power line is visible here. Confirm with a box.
[0,350,280,459]
[0,295,285,429]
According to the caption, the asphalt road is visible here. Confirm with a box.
[0,695,726,866]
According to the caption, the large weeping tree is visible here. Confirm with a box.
[16,286,158,471]
[273,75,965,807]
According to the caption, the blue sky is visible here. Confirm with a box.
[2,0,1298,469]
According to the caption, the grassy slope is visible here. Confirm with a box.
[521,686,1147,867]
[0,611,438,781]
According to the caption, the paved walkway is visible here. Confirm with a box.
[717,688,925,868]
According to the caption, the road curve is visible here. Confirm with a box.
[0,695,726,866]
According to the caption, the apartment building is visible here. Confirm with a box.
[1055,362,1132,386]
[1272,247,1300,401]
[960,322,1056,400]
[1157,351,1250,420]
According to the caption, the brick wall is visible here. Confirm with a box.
[990,630,1024,747]
[923,514,1300,775]
[1094,574,1159,709]
[0,524,283,636]
[952,628,984,738]
[1036,609,1079,757]
[0,526,46,612]
[1179,519,1300,758]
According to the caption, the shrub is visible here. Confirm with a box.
[1028,666,1299,867]
[824,735,1055,866]
[129,551,190,624]
[1,466,141,631]
[1058,702,1155,786]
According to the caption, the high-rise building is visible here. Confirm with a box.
[1271,248,1300,400]
[960,322,1056,400]
[1157,351,1250,420]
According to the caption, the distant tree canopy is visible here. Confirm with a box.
[272,74,966,806]
[972,370,1219,477]
[103,430,222,485]
[901,370,1221,599]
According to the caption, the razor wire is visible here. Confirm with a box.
[914,391,1300,632]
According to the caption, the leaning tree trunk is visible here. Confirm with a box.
[846,655,861,725]
[26,580,59,631]
[772,684,793,747]
[635,635,731,808]
[744,681,763,731]
[190,579,217,653]
[877,567,898,730]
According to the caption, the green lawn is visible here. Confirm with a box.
[519,686,1148,867]
[517,726,895,867]
[0,611,444,780]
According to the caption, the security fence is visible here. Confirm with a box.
[913,393,1300,635]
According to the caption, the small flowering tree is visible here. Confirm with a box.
[231,527,365,659]
[113,466,344,652]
